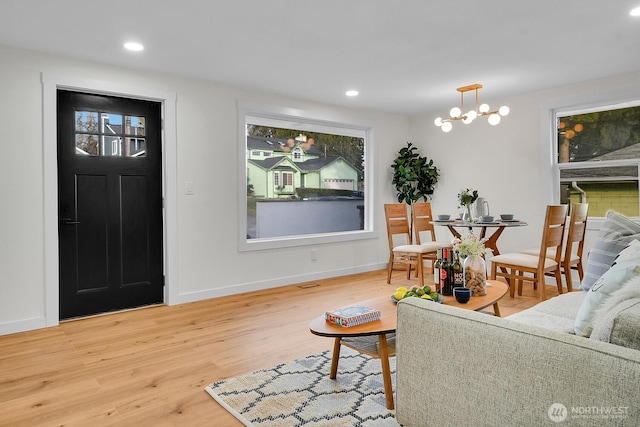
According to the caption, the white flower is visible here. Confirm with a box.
[453,231,487,257]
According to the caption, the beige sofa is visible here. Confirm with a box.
[395,295,640,426]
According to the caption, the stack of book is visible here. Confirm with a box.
[325,304,381,328]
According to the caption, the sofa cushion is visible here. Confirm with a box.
[574,259,640,335]
[505,291,585,334]
[580,211,640,291]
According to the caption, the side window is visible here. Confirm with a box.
[555,104,640,217]
[238,102,374,251]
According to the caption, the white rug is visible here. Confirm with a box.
[205,347,400,426]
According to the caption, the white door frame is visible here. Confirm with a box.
[42,73,178,327]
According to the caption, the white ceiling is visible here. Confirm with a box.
[1,1,639,116]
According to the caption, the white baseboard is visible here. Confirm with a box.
[0,317,47,336]
[175,263,386,305]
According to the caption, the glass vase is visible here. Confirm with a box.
[463,254,487,296]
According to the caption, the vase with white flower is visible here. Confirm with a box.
[458,188,479,222]
[452,231,488,296]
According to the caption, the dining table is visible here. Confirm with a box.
[431,218,528,256]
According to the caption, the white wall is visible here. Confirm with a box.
[0,44,408,334]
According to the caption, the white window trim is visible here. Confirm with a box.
[541,84,640,229]
[237,101,376,251]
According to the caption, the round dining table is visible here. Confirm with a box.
[431,219,527,256]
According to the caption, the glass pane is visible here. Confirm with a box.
[101,113,123,134]
[75,134,99,155]
[560,166,639,216]
[246,125,365,239]
[125,115,145,136]
[75,111,99,132]
[557,105,640,163]
[124,137,146,157]
[101,136,121,156]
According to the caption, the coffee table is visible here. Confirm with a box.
[309,280,508,410]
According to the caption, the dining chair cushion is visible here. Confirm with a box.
[574,258,640,336]
[490,253,558,270]
[521,247,580,263]
[580,211,640,291]
[393,244,439,254]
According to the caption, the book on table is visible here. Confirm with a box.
[325,304,381,328]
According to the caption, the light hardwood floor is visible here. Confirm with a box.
[0,269,566,426]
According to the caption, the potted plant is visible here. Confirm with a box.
[391,142,440,205]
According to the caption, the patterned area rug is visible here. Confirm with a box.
[205,347,400,426]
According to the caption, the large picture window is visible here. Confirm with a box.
[555,103,640,217]
[238,102,375,251]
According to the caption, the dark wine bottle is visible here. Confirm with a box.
[433,248,442,293]
[440,248,452,296]
[452,250,464,289]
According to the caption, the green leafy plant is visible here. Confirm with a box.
[391,142,440,204]
[457,188,479,207]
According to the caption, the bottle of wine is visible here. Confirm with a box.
[452,250,464,289]
[433,248,442,293]
[440,248,452,296]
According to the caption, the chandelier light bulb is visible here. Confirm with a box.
[449,107,461,118]
[488,113,501,126]
[498,105,510,116]
[441,121,453,132]
[479,103,490,113]
[434,117,443,127]
[466,110,477,121]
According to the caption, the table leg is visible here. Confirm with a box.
[377,334,394,410]
[493,302,501,317]
[446,225,462,239]
[480,226,506,256]
[330,337,341,379]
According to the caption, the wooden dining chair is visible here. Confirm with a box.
[385,204,440,287]
[411,202,453,271]
[520,203,588,292]
[490,204,569,301]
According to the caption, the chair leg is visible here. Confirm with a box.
[555,268,564,295]
[418,255,424,287]
[564,263,573,293]
[387,255,394,284]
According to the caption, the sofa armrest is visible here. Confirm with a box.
[396,298,640,427]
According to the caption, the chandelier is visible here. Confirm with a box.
[434,84,510,132]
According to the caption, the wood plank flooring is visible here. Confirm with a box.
[0,269,565,426]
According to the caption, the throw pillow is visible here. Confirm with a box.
[574,258,640,336]
[583,273,640,337]
[580,211,640,291]
[614,239,640,263]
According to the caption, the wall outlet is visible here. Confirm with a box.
[311,249,317,261]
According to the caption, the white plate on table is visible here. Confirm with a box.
[477,221,500,224]
[434,220,454,223]
[501,219,520,222]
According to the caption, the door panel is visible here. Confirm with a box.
[57,90,163,319]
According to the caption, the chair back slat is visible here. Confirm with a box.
[411,202,437,245]
[539,205,569,263]
[385,204,412,247]
[565,203,589,259]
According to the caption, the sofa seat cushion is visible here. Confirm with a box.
[505,291,586,334]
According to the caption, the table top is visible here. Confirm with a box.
[431,219,527,228]
[309,280,509,338]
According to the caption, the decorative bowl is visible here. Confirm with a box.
[437,214,451,221]
[479,215,494,223]
[453,287,472,304]
[500,214,514,221]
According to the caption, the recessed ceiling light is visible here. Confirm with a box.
[631,6,640,16]
[124,42,144,52]
[345,90,359,97]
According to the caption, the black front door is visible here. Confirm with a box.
[57,90,164,319]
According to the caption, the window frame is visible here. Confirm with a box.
[237,101,376,251]
[545,85,640,222]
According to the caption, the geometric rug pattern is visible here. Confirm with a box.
[205,347,400,426]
